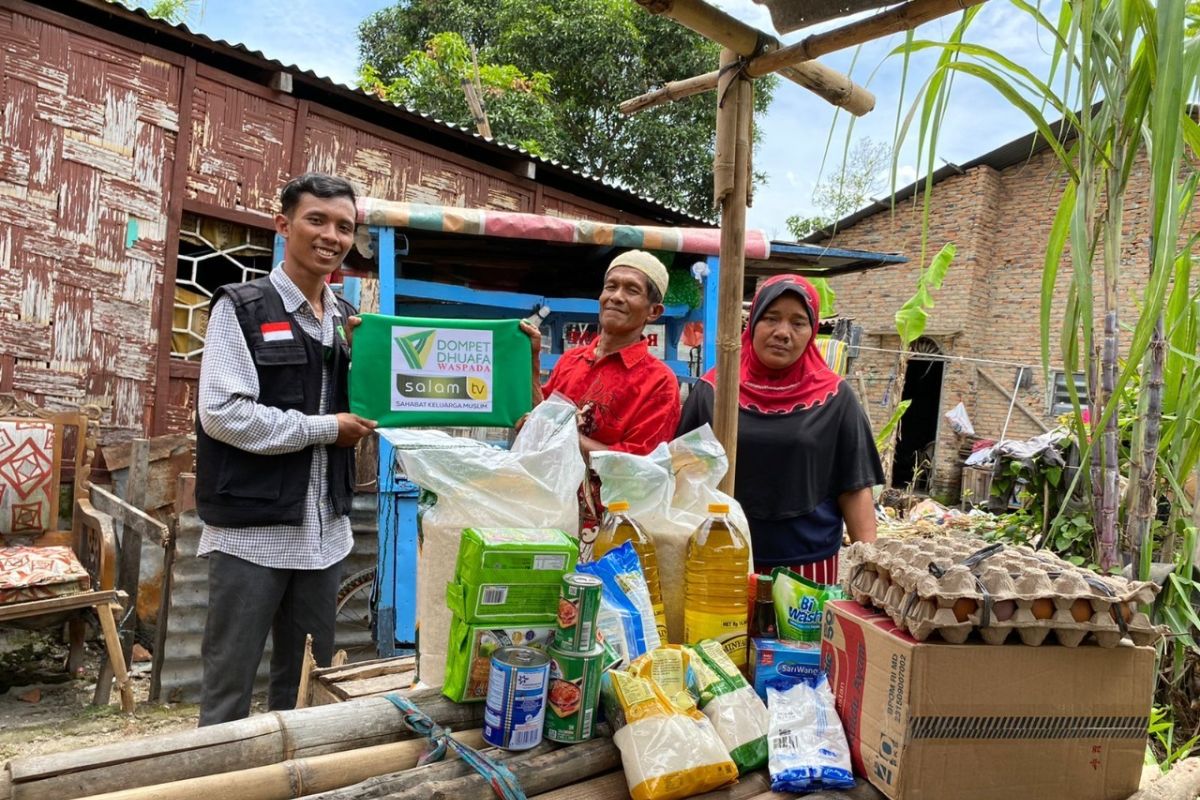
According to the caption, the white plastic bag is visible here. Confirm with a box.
[766,676,855,792]
[944,401,975,436]
[590,425,751,643]
[383,394,586,686]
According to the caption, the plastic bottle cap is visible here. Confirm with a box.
[608,501,630,512]
[707,503,730,514]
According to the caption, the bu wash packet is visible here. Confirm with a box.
[772,568,845,643]
[349,313,533,427]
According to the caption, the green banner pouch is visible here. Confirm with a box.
[349,313,533,428]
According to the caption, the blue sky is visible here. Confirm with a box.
[178,0,1058,238]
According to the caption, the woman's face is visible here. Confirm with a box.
[752,293,812,370]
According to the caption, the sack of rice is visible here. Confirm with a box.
[383,394,585,686]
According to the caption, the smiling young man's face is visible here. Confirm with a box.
[275,192,356,282]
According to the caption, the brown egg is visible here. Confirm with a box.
[952,597,978,623]
[1070,599,1093,623]
[1111,603,1134,624]
[992,599,1017,622]
[1031,598,1055,620]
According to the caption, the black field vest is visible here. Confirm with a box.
[195,276,355,527]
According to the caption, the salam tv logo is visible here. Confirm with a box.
[395,330,437,369]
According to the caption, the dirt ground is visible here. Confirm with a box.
[0,633,213,764]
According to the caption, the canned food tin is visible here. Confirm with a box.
[482,646,550,750]
[556,573,603,652]
[544,643,605,743]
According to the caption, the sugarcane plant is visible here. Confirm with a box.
[889,0,1200,757]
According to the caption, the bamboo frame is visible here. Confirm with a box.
[624,0,984,115]
[713,48,753,494]
[634,0,875,115]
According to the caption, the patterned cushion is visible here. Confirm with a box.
[0,545,90,604]
[0,420,55,535]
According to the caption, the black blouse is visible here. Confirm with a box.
[677,381,884,565]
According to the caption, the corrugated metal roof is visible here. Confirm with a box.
[52,0,709,226]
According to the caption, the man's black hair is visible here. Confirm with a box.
[280,173,357,216]
[646,281,663,307]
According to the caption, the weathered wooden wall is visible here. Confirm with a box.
[0,5,181,440]
[1,1,672,443]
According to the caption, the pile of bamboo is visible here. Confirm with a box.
[0,684,885,800]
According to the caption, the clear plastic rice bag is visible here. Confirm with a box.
[766,675,855,792]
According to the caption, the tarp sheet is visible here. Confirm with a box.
[357,198,772,260]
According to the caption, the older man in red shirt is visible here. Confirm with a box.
[521,250,681,553]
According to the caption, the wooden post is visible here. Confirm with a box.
[713,50,753,494]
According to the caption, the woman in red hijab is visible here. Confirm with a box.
[677,275,882,585]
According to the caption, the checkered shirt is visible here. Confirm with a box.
[197,267,353,570]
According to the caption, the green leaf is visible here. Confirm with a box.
[875,399,912,452]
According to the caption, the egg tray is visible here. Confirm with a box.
[843,537,1162,647]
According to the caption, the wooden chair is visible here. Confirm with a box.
[0,399,135,711]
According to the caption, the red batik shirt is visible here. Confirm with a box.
[543,337,681,455]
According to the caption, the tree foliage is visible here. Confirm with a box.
[115,0,198,24]
[358,0,775,219]
[786,137,890,238]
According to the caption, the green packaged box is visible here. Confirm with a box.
[454,528,578,588]
[442,617,557,703]
[446,581,561,623]
[349,313,533,428]
[446,528,577,623]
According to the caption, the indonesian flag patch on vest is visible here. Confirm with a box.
[261,321,294,342]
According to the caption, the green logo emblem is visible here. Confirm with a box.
[395,329,437,369]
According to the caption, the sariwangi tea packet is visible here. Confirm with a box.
[350,313,532,427]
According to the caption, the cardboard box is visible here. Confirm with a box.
[749,638,822,700]
[820,601,1154,800]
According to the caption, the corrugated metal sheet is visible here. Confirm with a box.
[158,493,380,703]
[0,7,181,441]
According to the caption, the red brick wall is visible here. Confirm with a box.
[817,145,1200,498]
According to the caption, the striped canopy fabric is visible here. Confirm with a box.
[357,198,773,261]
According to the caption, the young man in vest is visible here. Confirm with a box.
[195,173,376,725]
[520,250,681,555]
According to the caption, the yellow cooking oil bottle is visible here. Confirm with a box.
[594,501,668,642]
[684,503,750,667]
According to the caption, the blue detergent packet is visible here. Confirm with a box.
[765,674,855,792]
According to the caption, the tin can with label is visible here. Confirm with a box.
[544,642,605,743]
[482,646,550,750]
[555,573,603,652]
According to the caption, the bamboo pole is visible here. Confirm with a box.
[751,0,984,76]
[2,690,485,800]
[306,740,556,800]
[619,72,725,115]
[633,0,874,116]
[420,735,621,800]
[713,49,752,494]
[529,772,628,799]
[624,0,981,116]
[72,731,486,800]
